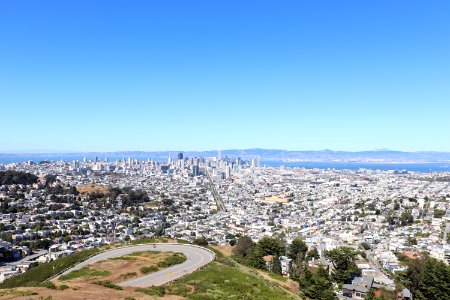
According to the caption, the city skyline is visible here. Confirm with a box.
[1,1,449,152]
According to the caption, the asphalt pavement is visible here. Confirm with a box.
[58,243,215,287]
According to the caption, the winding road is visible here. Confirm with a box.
[58,243,215,288]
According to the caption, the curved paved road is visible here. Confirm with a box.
[59,244,215,288]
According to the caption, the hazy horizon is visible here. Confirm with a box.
[2,148,450,155]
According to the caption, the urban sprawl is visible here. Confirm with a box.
[0,153,449,299]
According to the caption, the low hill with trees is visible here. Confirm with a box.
[0,170,38,185]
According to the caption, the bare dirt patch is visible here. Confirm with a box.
[55,251,175,285]
[257,270,300,296]
[77,185,111,195]
[0,285,185,300]
[261,196,289,203]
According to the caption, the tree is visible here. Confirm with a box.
[325,246,361,284]
[399,211,414,226]
[154,226,164,236]
[306,247,320,261]
[407,236,417,246]
[299,265,336,300]
[232,236,255,259]
[244,247,265,269]
[0,170,38,185]
[360,242,371,251]
[364,289,375,300]
[434,209,446,218]
[289,237,308,260]
[193,236,208,246]
[399,254,450,300]
[257,236,286,256]
[272,255,282,274]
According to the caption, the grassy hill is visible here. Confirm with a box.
[138,260,299,299]
[0,249,299,299]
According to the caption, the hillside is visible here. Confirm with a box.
[0,170,37,185]
[0,248,297,300]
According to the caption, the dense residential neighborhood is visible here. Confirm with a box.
[0,154,449,299]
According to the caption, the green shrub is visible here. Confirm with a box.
[120,272,137,280]
[157,253,186,268]
[166,284,190,297]
[109,256,137,261]
[0,290,38,297]
[139,265,159,274]
[25,281,57,289]
[91,280,123,290]
[136,286,165,297]
[59,266,111,281]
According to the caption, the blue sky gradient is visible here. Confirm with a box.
[1,1,449,152]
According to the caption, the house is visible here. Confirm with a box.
[263,255,273,271]
[279,256,292,275]
[342,276,374,299]
[397,288,412,300]
[343,284,369,299]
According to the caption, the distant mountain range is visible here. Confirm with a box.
[1,149,450,163]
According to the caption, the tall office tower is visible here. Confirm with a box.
[178,152,184,160]
[95,156,98,162]
[83,157,87,163]
[127,157,132,165]
[168,154,172,165]
[250,157,256,169]
[225,166,231,179]
[218,148,222,161]
[105,157,108,162]
[192,165,199,176]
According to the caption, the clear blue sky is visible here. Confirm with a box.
[1,0,449,152]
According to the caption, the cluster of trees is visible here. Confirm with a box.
[299,265,335,300]
[0,170,38,185]
[297,246,361,300]
[397,254,450,300]
[324,247,361,284]
[192,236,209,246]
[83,186,149,208]
[434,209,446,218]
[232,235,361,300]
[46,184,78,195]
[121,189,149,207]
[232,235,287,271]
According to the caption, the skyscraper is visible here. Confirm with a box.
[178,152,184,160]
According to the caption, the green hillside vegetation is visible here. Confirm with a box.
[0,248,100,288]
[59,266,111,281]
[397,254,450,300]
[0,170,38,185]
[139,252,186,274]
[137,260,297,300]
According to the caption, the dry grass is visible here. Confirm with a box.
[261,196,289,203]
[211,245,234,257]
[54,251,174,285]
[10,251,188,300]
[257,270,300,295]
[77,185,111,195]
[0,285,185,300]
